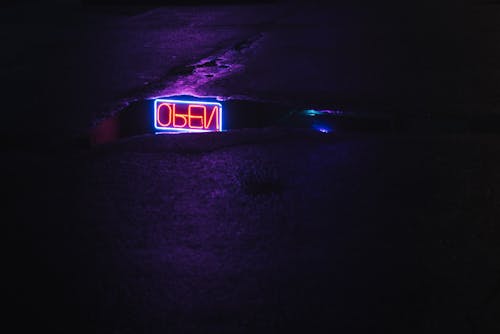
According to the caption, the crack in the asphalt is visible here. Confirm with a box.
[99,32,265,125]
[149,32,265,99]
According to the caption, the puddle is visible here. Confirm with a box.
[89,96,296,145]
[88,95,398,145]
[89,95,500,146]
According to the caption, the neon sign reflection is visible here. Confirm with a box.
[154,99,222,132]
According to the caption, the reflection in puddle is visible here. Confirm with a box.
[89,94,500,146]
[89,96,295,146]
[87,95,399,146]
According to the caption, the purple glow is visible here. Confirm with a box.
[154,98,223,132]
[312,124,333,133]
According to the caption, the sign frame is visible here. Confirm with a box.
[154,98,223,133]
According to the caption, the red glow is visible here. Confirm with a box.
[155,101,221,131]
[205,105,219,129]
[188,105,205,129]
[157,103,173,127]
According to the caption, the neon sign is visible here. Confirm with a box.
[154,98,222,132]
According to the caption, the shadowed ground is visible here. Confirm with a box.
[6,129,500,333]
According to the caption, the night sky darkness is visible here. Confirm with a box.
[4,0,500,333]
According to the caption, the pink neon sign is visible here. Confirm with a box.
[154,99,222,132]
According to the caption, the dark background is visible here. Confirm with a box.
[4,0,499,333]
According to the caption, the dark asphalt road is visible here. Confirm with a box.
[6,129,500,333]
